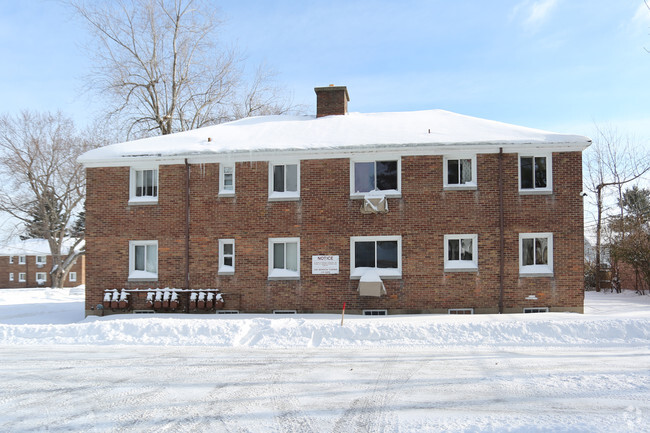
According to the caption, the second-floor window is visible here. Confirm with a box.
[220,165,235,195]
[36,256,46,265]
[519,155,551,193]
[269,162,299,200]
[444,156,476,188]
[352,160,399,196]
[130,167,159,203]
[18,255,26,265]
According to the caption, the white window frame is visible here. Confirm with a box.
[218,239,235,275]
[443,155,477,189]
[350,235,402,279]
[69,272,77,282]
[518,154,552,194]
[219,164,235,196]
[519,233,553,276]
[268,237,300,280]
[363,309,388,316]
[35,272,47,283]
[444,234,478,272]
[128,240,159,281]
[18,272,26,282]
[268,161,300,201]
[350,158,401,198]
[524,307,549,313]
[129,165,159,204]
[36,255,47,265]
[449,308,474,314]
[9,273,14,282]
[8,256,13,264]
[18,255,26,265]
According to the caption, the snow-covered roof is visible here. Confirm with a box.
[0,238,83,256]
[79,110,591,166]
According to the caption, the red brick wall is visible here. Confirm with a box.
[85,151,584,314]
[0,255,85,289]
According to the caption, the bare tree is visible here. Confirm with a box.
[584,125,650,291]
[69,0,296,138]
[0,111,100,288]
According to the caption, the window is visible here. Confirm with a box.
[351,159,400,197]
[269,162,299,200]
[273,310,297,314]
[443,156,477,188]
[268,238,300,279]
[36,256,46,265]
[18,255,26,265]
[519,233,553,276]
[218,239,235,275]
[444,234,478,271]
[69,272,77,282]
[519,155,552,193]
[36,272,47,283]
[350,235,402,278]
[8,256,13,264]
[363,309,388,316]
[9,273,14,282]
[18,272,26,282]
[449,308,474,314]
[130,167,159,203]
[524,307,549,313]
[129,240,158,280]
[219,164,235,196]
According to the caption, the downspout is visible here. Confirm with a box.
[498,148,505,314]
[185,159,191,290]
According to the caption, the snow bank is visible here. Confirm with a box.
[1,288,649,348]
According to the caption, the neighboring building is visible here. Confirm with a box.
[0,239,85,288]
[80,86,590,316]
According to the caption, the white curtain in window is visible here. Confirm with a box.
[286,242,298,271]
[146,244,157,273]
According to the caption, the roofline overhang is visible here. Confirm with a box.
[79,140,591,168]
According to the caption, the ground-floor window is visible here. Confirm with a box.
[9,273,14,281]
[218,239,235,275]
[18,272,26,282]
[444,234,478,271]
[350,235,402,278]
[35,272,47,283]
[268,238,300,280]
[519,233,553,276]
[129,240,158,280]
[69,272,77,282]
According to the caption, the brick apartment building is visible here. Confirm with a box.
[0,239,85,288]
[80,86,590,316]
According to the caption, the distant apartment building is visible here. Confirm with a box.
[0,239,85,288]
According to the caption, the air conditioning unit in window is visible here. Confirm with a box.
[360,191,388,214]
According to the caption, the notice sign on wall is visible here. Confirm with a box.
[312,255,339,274]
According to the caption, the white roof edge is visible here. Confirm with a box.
[80,140,590,168]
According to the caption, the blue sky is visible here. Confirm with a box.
[1,0,650,142]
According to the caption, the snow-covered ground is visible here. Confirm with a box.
[1,288,649,432]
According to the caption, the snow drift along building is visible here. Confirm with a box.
[79,85,590,315]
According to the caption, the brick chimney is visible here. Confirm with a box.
[314,85,349,117]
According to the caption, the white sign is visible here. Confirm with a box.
[312,255,339,274]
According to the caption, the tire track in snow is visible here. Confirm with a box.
[332,354,422,433]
